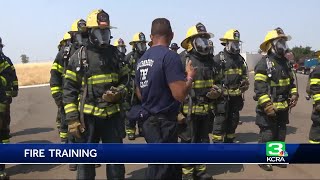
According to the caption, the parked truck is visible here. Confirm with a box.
[295,58,319,75]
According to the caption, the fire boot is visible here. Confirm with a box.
[126,128,136,141]
[0,170,9,180]
[259,164,273,171]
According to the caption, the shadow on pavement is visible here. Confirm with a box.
[236,132,259,143]
[11,127,54,137]
[6,164,61,177]
[18,140,53,143]
[287,125,297,135]
[207,164,244,177]
[126,167,146,179]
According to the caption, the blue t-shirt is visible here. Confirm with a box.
[135,45,185,115]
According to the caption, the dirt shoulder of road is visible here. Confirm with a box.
[15,62,52,86]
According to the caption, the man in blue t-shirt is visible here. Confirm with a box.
[135,18,196,180]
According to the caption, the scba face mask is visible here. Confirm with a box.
[226,41,241,54]
[90,28,111,48]
[192,37,210,55]
[135,42,147,54]
[117,46,127,54]
[271,38,289,57]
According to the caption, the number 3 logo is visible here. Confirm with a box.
[266,141,285,156]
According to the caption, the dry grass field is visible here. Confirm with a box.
[15,62,52,86]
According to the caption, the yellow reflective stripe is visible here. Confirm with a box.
[182,104,213,114]
[310,78,320,85]
[223,88,241,96]
[254,73,268,82]
[0,103,6,112]
[195,165,206,171]
[270,78,290,87]
[226,134,236,139]
[309,140,320,144]
[87,73,119,85]
[51,86,62,95]
[212,135,223,141]
[193,79,214,89]
[258,94,271,105]
[273,101,288,110]
[0,61,10,73]
[51,63,64,74]
[59,132,68,139]
[13,81,18,86]
[182,167,194,175]
[126,129,135,134]
[0,76,7,86]
[82,104,120,117]
[313,94,320,102]
[2,139,10,144]
[65,70,77,82]
[64,103,78,114]
[290,88,297,94]
[225,68,242,75]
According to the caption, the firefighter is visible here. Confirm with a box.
[254,27,298,171]
[211,29,249,143]
[51,32,72,142]
[125,32,147,140]
[170,42,180,53]
[307,50,320,144]
[114,38,127,59]
[0,37,14,180]
[50,19,88,171]
[0,37,18,145]
[63,9,126,179]
[179,22,214,180]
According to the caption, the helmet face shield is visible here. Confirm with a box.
[117,46,127,54]
[136,42,147,53]
[90,28,111,48]
[272,38,289,57]
[226,41,241,54]
[192,37,210,55]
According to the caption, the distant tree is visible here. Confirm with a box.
[21,54,29,64]
[290,46,315,64]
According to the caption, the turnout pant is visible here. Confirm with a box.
[309,105,320,143]
[180,114,211,175]
[75,113,126,180]
[212,96,244,142]
[1,104,11,143]
[143,114,181,180]
[255,108,288,143]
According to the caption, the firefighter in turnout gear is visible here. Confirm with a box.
[63,9,127,179]
[51,32,72,142]
[211,29,249,143]
[0,37,18,144]
[125,32,147,140]
[179,23,214,180]
[307,50,320,144]
[0,37,16,180]
[254,28,298,171]
[170,42,180,53]
[50,19,88,171]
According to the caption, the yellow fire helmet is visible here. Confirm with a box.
[69,19,87,34]
[220,29,242,46]
[260,27,291,52]
[129,32,148,45]
[114,38,126,47]
[85,9,116,29]
[181,22,214,50]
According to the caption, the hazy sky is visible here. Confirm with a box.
[1,0,319,63]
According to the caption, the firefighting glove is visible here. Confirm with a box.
[239,79,250,93]
[289,94,299,109]
[68,119,84,139]
[177,113,186,124]
[264,102,276,117]
[102,86,122,103]
[206,85,222,100]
